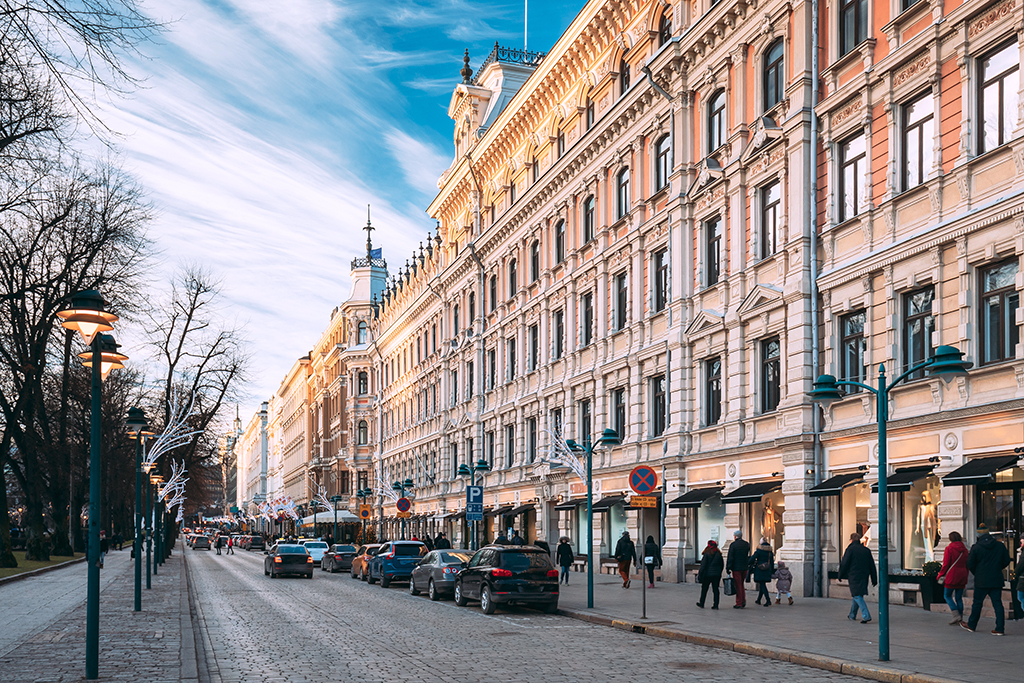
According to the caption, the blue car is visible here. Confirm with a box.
[367,540,427,588]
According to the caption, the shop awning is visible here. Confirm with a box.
[485,505,515,517]
[299,509,359,525]
[667,487,723,508]
[554,499,581,510]
[449,510,466,520]
[942,455,1020,486]
[591,496,626,512]
[626,492,662,509]
[809,472,866,498]
[720,481,782,504]
[871,466,934,493]
[504,503,535,516]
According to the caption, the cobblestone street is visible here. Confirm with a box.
[188,548,866,683]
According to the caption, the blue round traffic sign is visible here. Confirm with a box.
[396,497,411,513]
[629,466,658,495]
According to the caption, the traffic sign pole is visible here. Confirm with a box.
[629,466,658,621]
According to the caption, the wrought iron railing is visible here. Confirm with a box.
[351,256,388,269]
[473,42,545,83]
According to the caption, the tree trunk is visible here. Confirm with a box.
[0,433,17,567]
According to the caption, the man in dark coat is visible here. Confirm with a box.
[839,532,877,624]
[510,530,525,546]
[556,538,575,585]
[494,532,509,545]
[696,540,724,609]
[961,523,1011,635]
[726,530,750,608]
[613,531,637,588]
[434,532,452,549]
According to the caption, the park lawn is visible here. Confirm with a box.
[0,551,85,579]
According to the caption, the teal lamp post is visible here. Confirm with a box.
[564,428,621,609]
[458,458,492,549]
[808,345,971,662]
[125,408,150,612]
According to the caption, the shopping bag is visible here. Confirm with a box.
[723,576,736,595]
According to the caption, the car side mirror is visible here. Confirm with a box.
[461,561,469,569]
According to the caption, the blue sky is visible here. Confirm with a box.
[101,0,585,416]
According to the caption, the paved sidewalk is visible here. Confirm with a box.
[0,547,196,682]
[557,572,1016,683]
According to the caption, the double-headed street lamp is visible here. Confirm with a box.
[329,494,344,542]
[125,408,152,612]
[58,291,124,681]
[458,458,491,550]
[356,487,373,542]
[564,428,621,610]
[808,345,971,662]
[391,478,414,539]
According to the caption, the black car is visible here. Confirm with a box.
[409,549,473,600]
[454,545,559,614]
[247,536,265,551]
[321,544,358,573]
[264,543,313,579]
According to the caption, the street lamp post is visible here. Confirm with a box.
[58,291,123,681]
[145,467,152,588]
[565,428,621,610]
[391,479,414,539]
[151,475,164,572]
[330,495,344,543]
[125,408,150,612]
[458,459,492,550]
[356,488,372,542]
[808,345,971,662]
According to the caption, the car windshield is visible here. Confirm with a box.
[500,551,553,572]
[393,544,425,557]
[277,545,308,554]
[335,545,356,552]
[304,542,328,549]
[440,552,472,564]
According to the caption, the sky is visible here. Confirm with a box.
[99,0,585,419]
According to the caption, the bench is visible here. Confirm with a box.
[572,556,587,572]
[601,558,619,574]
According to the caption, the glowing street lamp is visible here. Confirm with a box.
[125,407,151,613]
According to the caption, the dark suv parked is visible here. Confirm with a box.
[454,545,559,614]
[367,540,427,587]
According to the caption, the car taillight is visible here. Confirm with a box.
[384,552,395,559]
[274,556,282,563]
[491,568,513,577]
[547,569,559,578]
[307,556,313,563]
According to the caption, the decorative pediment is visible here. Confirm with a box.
[736,284,783,320]
[740,116,783,164]
[684,309,724,337]
[687,157,724,198]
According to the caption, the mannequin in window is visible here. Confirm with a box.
[761,499,779,549]
[917,490,938,563]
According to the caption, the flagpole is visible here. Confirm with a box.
[525,0,528,52]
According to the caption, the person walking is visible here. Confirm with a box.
[1015,538,1024,621]
[434,532,452,550]
[98,531,109,569]
[226,536,234,555]
[613,531,637,589]
[772,561,793,605]
[937,531,969,624]
[423,535,434,552]
[961,523,1011,635]
[696,539,724,609]
[215,534,223,555]
[749,538,775,607]
[494,531,509,545]
[556,537,575,585]
[510,530,525,546]
[643,535,661,588]
[839,532,877,624]
[725,529,750,609]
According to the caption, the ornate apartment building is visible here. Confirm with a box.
[238,0,1024,602]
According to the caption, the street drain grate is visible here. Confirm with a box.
[666,662,715,670]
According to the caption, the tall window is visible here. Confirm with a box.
[705,215,722,286]
[555,220,566,263]
[528,324,539,371]
[531,155,538,184]
[652,248,669,312]
[453,303,460,335]
[658,10,673,46]
[763,40,784,111]
[508,259,517,297]
[655,135,671,190]
[839,0,867,57]
[761,181,780,258]
[509,180,516,205]
[530,240,541,282]
[705,357,722,425]
[839,133,866,222]
[840,310,866,393]
[468,292,476,327]
[505,425,515,468]
[619,57,631,93]
[487,348,496,390]
[432,323,437,353]
[557,128,566,157]
[586,95,595,130]
[489,275,497,312]
[981,260,1020,365]
[357,321,368,344]
[904,287,935,379]
[357,420,368,445]
[451,443,458,478]
[650,374,667,435]
[553,309,565,359]
[979,41,1020,154]
[486,431,495,469]
[577,292,593,348]
[507,336,517,380]
[612,388,626,439]
[579,399,592,442]
[708,90,726,152]
[467,361,474,398]
[527,417,537,462]
[551,408,562,438]
[451,370,458,405]
[616,167,630,219]
[615,271,629,330]
[761,337,781,413]
[903,93,934,190]
[582,196,595,243]
[358,371,368,395]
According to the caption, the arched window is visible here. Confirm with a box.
[582,195,595,243]
[619,57,631,94]
[357,420,368,445]
[616,167,630,219]
[509,258,517,296]
[708,89,726,153]
[763,40,784,111]
[530,240,541,282]
[357,321,368,345]
[658,10,673,46]
[655,135,671,190]
[358,371,368,395]
[586,93,595,130]
[555,220,566,263]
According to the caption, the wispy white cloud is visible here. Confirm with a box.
[384,129,451,196]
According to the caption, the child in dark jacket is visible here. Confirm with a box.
[772,561,794,605]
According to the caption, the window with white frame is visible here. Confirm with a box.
[505,424,515,468]
[555,220,566,263]
[553,309,565,360]
[840,310,866,393]
[612,387,626,438]
[530,240,541,282]
[581,291,594,346]
[838,132,866,223]
[902,92,934,191]
[761,337,781,413]
[705,357,722,425]
[763,40,784,111]
[508,259,517,297]
[979,41,1020,155]
[903,287,935,379]
[617,167,630,219]
[527,417,538,462]
[980,260,1020,365]
[708,89,726,153]
[528,324,539,371]
[839,0,867,57]
[507,336,517,380]
[705,215,722,286]
[357,420,368,445]
[655,135,671,190]
[650,374,667,435]
[653,248,669,312]
[487,348,496,390]
[614,271,628,330]
[761,181,780,258]
[582,195,595,243]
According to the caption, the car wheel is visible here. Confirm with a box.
[367,570,376,584]
[428,579,440,601]
[381,576,391,588]
[542,601,558,614]
[481,586,496,614]
[454,581,468,607]
[409,578,420,595]
[264,567,269,576]
[307,573,313,579]
[351,567,357,579]
[270,569,277,579]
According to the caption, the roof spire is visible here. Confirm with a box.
[364,204,374,259]
[461,49,473,84]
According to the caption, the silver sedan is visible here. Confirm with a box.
[409,549,473,601]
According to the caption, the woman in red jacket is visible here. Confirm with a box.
[937,531,969,624]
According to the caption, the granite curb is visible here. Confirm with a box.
[181,551,199,682]
[557,607,965,683]
[0,554,87,586]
